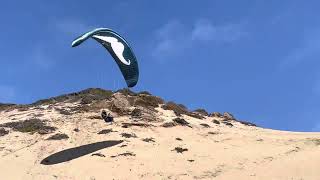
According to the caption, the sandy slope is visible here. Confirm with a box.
[1,103,320,180]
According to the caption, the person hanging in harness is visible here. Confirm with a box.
[101,110,113,123]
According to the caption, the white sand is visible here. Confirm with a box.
[1,105,319,180]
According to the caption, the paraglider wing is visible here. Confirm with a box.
[71,28,139,88]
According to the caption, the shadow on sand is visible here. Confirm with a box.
[40,140,123,165]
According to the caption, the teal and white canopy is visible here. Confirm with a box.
[72,28,139,88]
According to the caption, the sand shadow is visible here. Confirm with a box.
[40,140,123,165]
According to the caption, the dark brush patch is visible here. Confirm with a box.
[186,112,204,119]
[110,152,136,158]
[87,115,102,120]
[121,122,155,128]
[236,120,257,127]
[130,108,142,117]
[137,91,152,95]
[97,129,115,134]
[55,108,72,115]
[116,88,137,96]
[68,105,91,114]
[91,152,106,157]
[0,103,16,112]
[224,122,233,127]
[33,113,45,117]
[173,118,192,128]
[32,88,113,106]
[134,94,164,109]
[209,112,222,117]
[121,133,138,138]
[173,118,189,125]
[193,109,209,116]
[162,101,188,116]
[0,119,56,134]
[119,144,128,148]
[172,147,188,153]
[80,96,94,104]
[212,120,220,124]
[200,123,210,128]
[208,132,220,135]
[16,106,29,112]
[122,124,129,128]
[46,133,69,140]
[142,137,155,143]
[0,128,9,136]
[161,122,176,128]
[223,112,234,120]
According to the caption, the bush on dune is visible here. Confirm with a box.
[162,101,188,116]
[0,119,56,134]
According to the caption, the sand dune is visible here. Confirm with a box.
[0,89,319,180]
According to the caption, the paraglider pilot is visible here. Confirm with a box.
[101,110,113,123]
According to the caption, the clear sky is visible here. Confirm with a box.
[1,1,319,132]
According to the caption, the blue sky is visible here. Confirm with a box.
[1,1,319,132]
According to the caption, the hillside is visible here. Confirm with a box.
[0,88,319,180]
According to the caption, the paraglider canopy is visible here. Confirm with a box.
[72,28,139,88]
